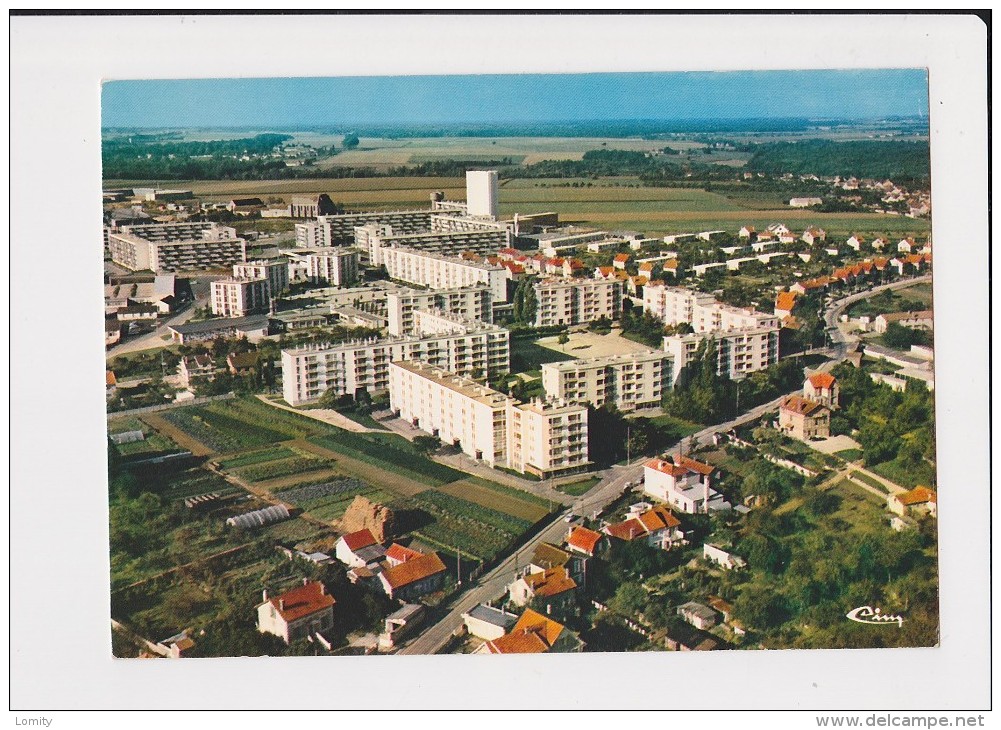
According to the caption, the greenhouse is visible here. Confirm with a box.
[225,504,290,530]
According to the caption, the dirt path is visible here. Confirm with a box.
[140,412,214,457]
[290,439,427,498]
[254,394,378,434]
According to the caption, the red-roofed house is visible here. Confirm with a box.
[603,504,685,550]
[507,566,578,613]
[566,525,606,557]
[804,372,839,408]
[378,551,447,601]
[256,579,335,644]
[643,455,729,514]
[888,486,937,519]
[774,291,798,318]
[801,227,827,245]
[385,543,423,567]
[613,253,631,270]
[778,395,830,441]
[335,529,384,568]
[477,609,583,654]
[594,265,616,281]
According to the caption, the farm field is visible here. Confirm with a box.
[123,397,552,568]
[108,416,183,458]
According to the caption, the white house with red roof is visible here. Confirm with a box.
[335,528,387,568]
[803,372,839,408]
[643,454,730,514]
[602,503,686,550]
[256,579,335,644]
[613,253,631,270]
[378,550,447,601]
[565,525,606,557]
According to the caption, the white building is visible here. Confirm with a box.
[295,218,335,248]
[256,580,335,645]
[210,277,271,317]
[465,169,499,219]
[389,361,514,467]
[382,246,509,303]
[533,278,623,327]
[643,454,730,514]
[233,259,289,296]
[305,248,360,287]
[663,327,780,385]
[388,361,589,477]
[541,351,673,411]
[281,312,510,406]
[386,284,492,336]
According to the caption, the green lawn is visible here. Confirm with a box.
[557,477,602,497]
[644,413,703,440]
[836,448,864,462]
[308,430,467,487]
[850,470,891,493]
[510,336,576,371]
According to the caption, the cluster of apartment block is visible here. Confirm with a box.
[644,282,781,384]
[381,246,509,303]
[109,222,246,273]
[280,311,510,406]
[388,361,589,478]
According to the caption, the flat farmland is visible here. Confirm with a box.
[437,478,550,523]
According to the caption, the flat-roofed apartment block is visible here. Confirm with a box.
[305,248,360,287]
[108,222,246,273]
[281,311,510,406]
[534,278,623,327]
[233,259,289,296]
[386,284,492,336]
[542,351,673,411]
[382,246,510,303]
[389,361,513,467]
[301,210,435,247]
[210,277,271,318]
[388,361,589,478]
[508,398,589,478]
[368,228,510,267]
[663,326,779,385]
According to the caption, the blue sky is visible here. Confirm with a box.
[102,70,929,128]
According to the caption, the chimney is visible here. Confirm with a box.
[262,589,269,602]
[703,479,710,515]
[318,583,325,595]
[278,599,285,611]
[303,577,309,586]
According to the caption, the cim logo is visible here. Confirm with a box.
[846,605,904,628]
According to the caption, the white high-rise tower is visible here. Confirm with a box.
[466,170,499,219]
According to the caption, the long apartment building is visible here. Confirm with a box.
[108,222,246,273]
[644,282,781,333]
[388,361,589,478]
[298,210,434,247]
[534,278,623,327]
[386,284,492,336]
[281,311,510,406]
[541,351,674,411]
[367,228,510,266]
[382,246,510,303]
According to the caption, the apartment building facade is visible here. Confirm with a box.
[210,277,271,318]
[108,222,246,273]
[305,248,360,287]
[533,278,623,328]
[386,284,492,336]
[541,351,673,411]
[381,246,509,303]
[368,229,509,266]
[281,313,510,406]
[233,259,289,296]
[388,361,589,477]
[662,326,780,385]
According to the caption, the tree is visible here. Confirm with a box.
[557,333,570,350]
[342,133,360,149]
[413,435,441,455]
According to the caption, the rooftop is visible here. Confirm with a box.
[265,580,335,623]
[390,361,513,408]
[381,551,447,590]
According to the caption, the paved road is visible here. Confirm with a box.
[107,304,197,358]
[823,274,932,346]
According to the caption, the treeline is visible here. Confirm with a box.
[746,140,930,184]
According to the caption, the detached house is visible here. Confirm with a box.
[778,395,830,441]
[335,528,387,569]
[803,372,839,408]
[603,503,685,550]
[643,454,730,514]
[566,525,606,558]
[774,291,798,319]
[888,486,938,519]
[378,551,447,601]
[477,609,583,654]
[256,579,335,645]
[507,565,578,613]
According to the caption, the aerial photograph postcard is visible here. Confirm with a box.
[103,70,939,658]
